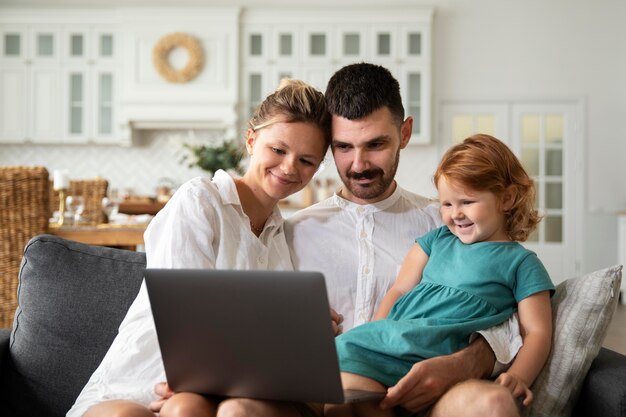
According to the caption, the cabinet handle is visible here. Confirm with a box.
[25,59,32,65]
[88,59,95,65]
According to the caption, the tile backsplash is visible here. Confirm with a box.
[0,130,224,197]
[0,129,341,204]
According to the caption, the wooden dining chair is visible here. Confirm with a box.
[0,166,50,328]
[49,177,109,225]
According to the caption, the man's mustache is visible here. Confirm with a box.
[347,169,383,180]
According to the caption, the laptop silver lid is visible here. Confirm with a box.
[145,268,346,404]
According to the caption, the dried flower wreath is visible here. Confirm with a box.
[152,32,204,83]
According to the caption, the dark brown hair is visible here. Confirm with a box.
[324,63,404,126]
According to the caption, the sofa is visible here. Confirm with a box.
[0,234,624,417]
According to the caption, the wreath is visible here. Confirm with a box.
[152,32,204,83]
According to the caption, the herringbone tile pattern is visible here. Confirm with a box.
[0,130,228,196]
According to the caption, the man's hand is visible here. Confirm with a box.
[330,308,343,336]
[379,355,461,411]
[380,336,495,412]
[495,372,533,406]
[148,382,174,412]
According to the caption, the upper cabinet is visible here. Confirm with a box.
[0,10,119,144]
[0,24,63,143]
[63,25,118,144]
[0,7,433,145]
[241,8,434,144]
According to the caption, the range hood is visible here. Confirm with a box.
[116,7,241,144]
[118,101,239,144]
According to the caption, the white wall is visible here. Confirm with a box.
[400,0,626,274]
[1,0,625,274]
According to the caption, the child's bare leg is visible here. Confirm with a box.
[159,392,217,417]
[324,372,392,417]
[83,400,155,417]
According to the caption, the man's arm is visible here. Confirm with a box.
[380,336,495,412]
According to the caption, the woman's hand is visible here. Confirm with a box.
[495,371,533,406]
[330,308,343,336]
[148,381,175,412]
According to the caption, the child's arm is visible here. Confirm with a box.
[495,290,552,406]
[372,243,429,320]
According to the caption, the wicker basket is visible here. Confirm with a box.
[49,178,109,225]
[0,166,50,328]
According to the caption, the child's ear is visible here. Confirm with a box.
[501,185,517,211]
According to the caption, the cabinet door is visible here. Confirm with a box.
[92,28,116,63]
[92,68,116,143]
[369,25,398,63]
[1,27,27,62]
[0,68,27,142]
[272,26,300,65]
[243,26,269,65]
[63,27,117,143]
[30,66,62,143]
[399,24,430,65]
[66,69,88,142]
[335,26,368,65]
[397,66,431,144]
[29,26,60,64]
[301,25,334,64]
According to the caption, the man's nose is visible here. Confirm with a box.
[352,149,368,172]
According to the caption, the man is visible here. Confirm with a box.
[284,63,523,417]
[152,63,523,416]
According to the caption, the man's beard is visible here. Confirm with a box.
[339,149,400,201]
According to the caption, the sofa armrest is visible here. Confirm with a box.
[0,328,11,372]
[573,347,626,417]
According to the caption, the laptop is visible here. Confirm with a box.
[144,268,385,404]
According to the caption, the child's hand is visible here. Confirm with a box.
[495,371,533,406]
[149,381,174,412]
[330,308,343,335]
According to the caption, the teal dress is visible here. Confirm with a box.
[335,226,554,387]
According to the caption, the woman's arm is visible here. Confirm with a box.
[496,290,552,404]
[372,243,429,320]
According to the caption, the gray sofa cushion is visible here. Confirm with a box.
[1,234,146,417]
[572,347,626,417]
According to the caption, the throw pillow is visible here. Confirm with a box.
[525,265,622,417]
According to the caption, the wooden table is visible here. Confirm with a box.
[118,200,166,215]
[48,223,147,251]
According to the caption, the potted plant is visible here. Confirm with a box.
[181,139,245,176]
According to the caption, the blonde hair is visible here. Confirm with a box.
[248,79,331,147]
[434,134,540,241]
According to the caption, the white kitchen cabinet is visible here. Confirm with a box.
[0,25,63,143]
[240,8,434,144]
[62,25,118,144]
[0,11,119,144]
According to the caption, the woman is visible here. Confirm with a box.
[68,79,331,417]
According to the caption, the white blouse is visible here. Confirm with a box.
[67,170,292,417]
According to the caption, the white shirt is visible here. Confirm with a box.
[67,170,292,417]
[285,184,521,373]
[285,185,442,331]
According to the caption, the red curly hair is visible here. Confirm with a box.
[433,134,540,241]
